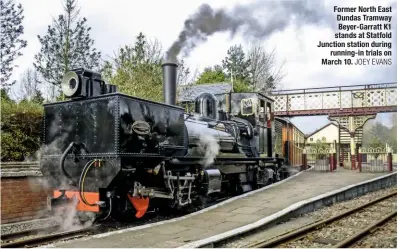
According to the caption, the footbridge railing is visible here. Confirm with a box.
[270,83,397,117]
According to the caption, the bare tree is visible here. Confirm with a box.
[177,67,199,91]
[247,43,286,93]
[176,67,200,111]
[19,68,40,100]
[177,58,198,86]
[145,38,163,64]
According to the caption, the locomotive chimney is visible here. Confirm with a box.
[162,60,178,105]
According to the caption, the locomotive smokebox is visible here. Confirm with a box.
[162,60,178,105]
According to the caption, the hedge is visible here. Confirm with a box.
[1,99,43,162]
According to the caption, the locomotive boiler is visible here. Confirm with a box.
[41,61,288,221]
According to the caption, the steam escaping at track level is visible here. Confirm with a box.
[166,1,332,61]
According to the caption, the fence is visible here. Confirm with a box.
[303,148,337,172]
[357,145,394,173]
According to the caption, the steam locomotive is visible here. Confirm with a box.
[41,61,290,221]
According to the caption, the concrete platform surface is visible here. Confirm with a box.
[52,168,388,248]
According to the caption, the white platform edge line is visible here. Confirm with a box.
[49,166,312,247]
[179,171,397,248]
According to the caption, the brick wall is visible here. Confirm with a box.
[1,176,51,224]
[1,162,51,224]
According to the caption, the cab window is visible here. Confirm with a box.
[241,98,256,115]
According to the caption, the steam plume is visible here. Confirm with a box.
[166,1,331,61]
[198,134,220,167]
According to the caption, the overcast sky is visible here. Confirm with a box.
[9,0,397,133]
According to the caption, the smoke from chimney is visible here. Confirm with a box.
[165,1,333,61]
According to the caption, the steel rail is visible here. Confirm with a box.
[0,226,95,248]
[334,211,397,248]
[0,225,61,242]
[249,191,397,248]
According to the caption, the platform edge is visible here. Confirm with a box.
[179,171,397,248]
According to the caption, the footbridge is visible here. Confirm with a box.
[270,82,397,169]
[270,82,397,117]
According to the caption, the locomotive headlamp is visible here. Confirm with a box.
[61,71,80,97]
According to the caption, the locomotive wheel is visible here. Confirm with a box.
[188,195,208,211]
[279,166,291,180]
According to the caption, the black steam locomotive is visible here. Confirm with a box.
[41,62,289,220]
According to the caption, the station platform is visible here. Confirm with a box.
[52,168,390,248]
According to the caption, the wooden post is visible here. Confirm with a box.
[332,144,337,170]
[351,154,356,170]
[388,152,393,172]
[358,153,362,172]
[330,153,334,172]
[334,153,337,170]
[302,149,307,170]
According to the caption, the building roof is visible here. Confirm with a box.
[274,117,305,136]
[177,83,233,102]
[305,122,338,138]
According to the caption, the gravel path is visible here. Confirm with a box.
[222,187,397,248]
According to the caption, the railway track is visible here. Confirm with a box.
[247,191,397,248]
[0,226,96,248]
[1,225,61,242]
[351,215,397,248]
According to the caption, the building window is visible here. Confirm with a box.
[309,138,313,141]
